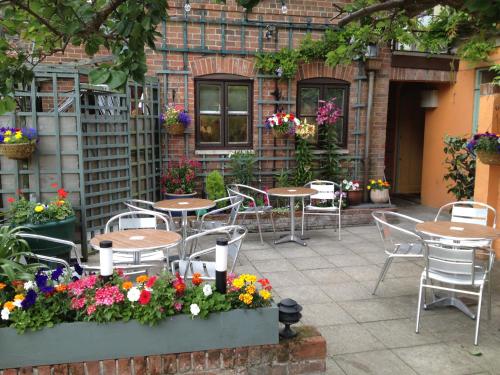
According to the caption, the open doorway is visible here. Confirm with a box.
[385,82,430,202]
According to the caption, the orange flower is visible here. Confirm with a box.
[0,282,6,290]
[3,301,15,311]
[122,281,133,290]
[55,284,68,293]
[192,272,203,286]
[136,275,148,283]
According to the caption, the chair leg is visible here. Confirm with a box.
[338,213,341,241]
[380,257,394,282]
[255,209,264,244]
[475,285,484,346]
[487,274,492,320]
[301,206,306,236]
[269,209,277,242]
[372,257,393,295]
[416,277,424,333]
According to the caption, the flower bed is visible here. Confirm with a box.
[0,271,277,368]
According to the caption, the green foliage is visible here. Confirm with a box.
[205,170,227,207]
[255,48,300,79]
[0,225,41,283]
[321,127,345,181]
[276,169,290,187]
[294,137,313,186]
[443,135,476,201]
[228,151,256,185]
[489,64,500,86]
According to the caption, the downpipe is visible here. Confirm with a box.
[363,69,375,202]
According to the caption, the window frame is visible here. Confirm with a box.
[195,75,253,150]
[296,78,350,148]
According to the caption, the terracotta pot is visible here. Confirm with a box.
[347,190,363,205]
[370,189,390,204]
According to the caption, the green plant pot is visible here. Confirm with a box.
[23,216,76,259]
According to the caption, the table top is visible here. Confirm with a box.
[416,221,500,240]
[268,187,317,198]
[90,229,181,252]
[154,198,215,212]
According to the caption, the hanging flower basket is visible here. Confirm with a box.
[476,151,500,166]
[0,143,36,160]
[265,112,300,138]
[166,123,185,136]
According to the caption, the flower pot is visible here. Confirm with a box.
[23,216,76,259]
[370,189,390,204]
[166,123,185,135]
[0,143,36,160]
[347,190,363,206]
[476,151,500,166]
[165,192,197,217]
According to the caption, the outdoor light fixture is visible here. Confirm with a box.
[265,25,276,40]
[281,0,288,14]
[184,0,191,13]
[275,66,283,78]
[365,43,379,58]
[278,298,302,338]
[215,237,228,294]
[99,240,113,282]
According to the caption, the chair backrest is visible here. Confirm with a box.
[124,199,155,212]
[371,211,424,254]
[183,225,247,276]
[207,196,243,226]
[105,211,170,232]
[307,180,339,201]
[435,201,496,228]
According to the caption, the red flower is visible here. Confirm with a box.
[7,197,15,203]
[138,289,151,305]
[57,188,68,199]
[192,273,203,286]
[51,183,58,188]
[289,113,295,120]
[145,276,157,288]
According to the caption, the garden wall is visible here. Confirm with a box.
[0,326,326,375]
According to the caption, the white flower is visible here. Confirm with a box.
[190,303,200,316]
[284,117,288,123]
[127,287,141,302]
[202,284,212,297]
[294,118,300,125]
[1,308,9,321]
[24,281,34,290]
[13,300,22,308]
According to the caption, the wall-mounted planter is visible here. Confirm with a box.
[0,143,36,160]
[477,151,500,166]
[0,305,278,369]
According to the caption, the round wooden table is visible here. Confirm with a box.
[90,229,181,264]
[268,187,317,246]
[416,221,499,240]
[154,198,215,255]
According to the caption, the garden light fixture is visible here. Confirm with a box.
[281,0,288,14]
[184,0,191,13]
[215,237,228,294]
[99,240,113,281]
[278,298,302,338]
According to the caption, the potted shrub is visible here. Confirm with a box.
[6,185,76,259]
[0,127,37,160]
[265,112,300,137]
[466,132,500,165]
[160,158,201,199]
[342,179,363,206]
[205,170,226,208]
[367,179,391,203]
[161,104,192,136]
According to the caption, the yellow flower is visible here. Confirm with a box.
[4,137,10,143]
[3,301,15,311]
[241,274,257,283]
[232,277,244,289]
[377,179,382,183]
[14,133,22,139]
[259,289,271,300]
[370,179,375,183]
[34,205,44,213]
[4,130,11,136]
[367,186,371,190]
[246,285,256,295]
[14,294,24,301]
[238,293,253,305]
[136,275,148,283]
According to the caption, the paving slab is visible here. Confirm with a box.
[335,349,417,375]
[318,324,385,356]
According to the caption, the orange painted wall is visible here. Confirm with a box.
[421,49,500,208]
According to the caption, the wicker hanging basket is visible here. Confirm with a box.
[0,143,36,160]
[477,151,500,166]
[166,123,185,136]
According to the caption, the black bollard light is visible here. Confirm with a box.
[215,237,228,294]
[99,240,113,282]
[278,298,302,339]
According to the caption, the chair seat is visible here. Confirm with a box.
[305,205,339,212]
[423,268,486,286]
[393,242,424,256]
[173,260,216,280]
[240,205,273,214]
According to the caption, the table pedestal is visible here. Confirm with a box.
[274,196,307,247]
[424,295,476,319]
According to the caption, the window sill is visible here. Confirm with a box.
[194,149,255,155]
[312,149,349,155]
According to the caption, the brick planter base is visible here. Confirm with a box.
[0,326,326,375]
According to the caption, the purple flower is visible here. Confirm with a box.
[178,111,191,127]
[159,112,165,124]
[35,272,48,288]
[51,266,64,281]
[21,290,37,310]
[74,263,83,276]
[40,286,55,294]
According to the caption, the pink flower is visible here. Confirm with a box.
[95,285,124,306]
[145,276,157,288]
[70,297,86,310]
[67,275,98,297]
[174,301,183,312]
[87,305,96,315]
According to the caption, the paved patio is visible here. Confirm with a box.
[234,203,500,375]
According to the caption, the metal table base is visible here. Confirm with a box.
[424,295,476,319]
[274,196,307,247]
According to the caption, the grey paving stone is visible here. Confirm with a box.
[261,270,314,287]
[361,277,420,298]
[335,349,417,375]
[319,282,375,302]
[341,265,383,282]
[301,302,356,327]
[276,246,319,259]
[326,253,370,267]
[252,258,296,273]
[318,324,385,356]
[383,261,423,278]
[348,243,385,255]
[309,243,354,256]
[243,248,284,261]
[338,298,410,323]
[273,284,332,304]
[302,268,354,285]
[325,358,347,375]
[289,256,334,270]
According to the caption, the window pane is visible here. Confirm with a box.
[299,87,319,115]
[228,85,248,112]
[228,115,248,143]
[325,87,345,110]
[199,115,221,143]
[199,84,221,113]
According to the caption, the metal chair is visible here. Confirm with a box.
[227,184,276,244]
[18,233,154,277]
[416,239,495,345]
[171,225,248,281]
[190,196,243,232]
[124,198,177,231]
[301,180,343,240]
[371,211,424,295]
[105,211,173,269]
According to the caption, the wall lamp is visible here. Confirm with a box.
[184,0,191,13]
[265,25,276,40]
[281,0,288,14]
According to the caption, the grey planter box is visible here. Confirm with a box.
[0,306,278,369]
